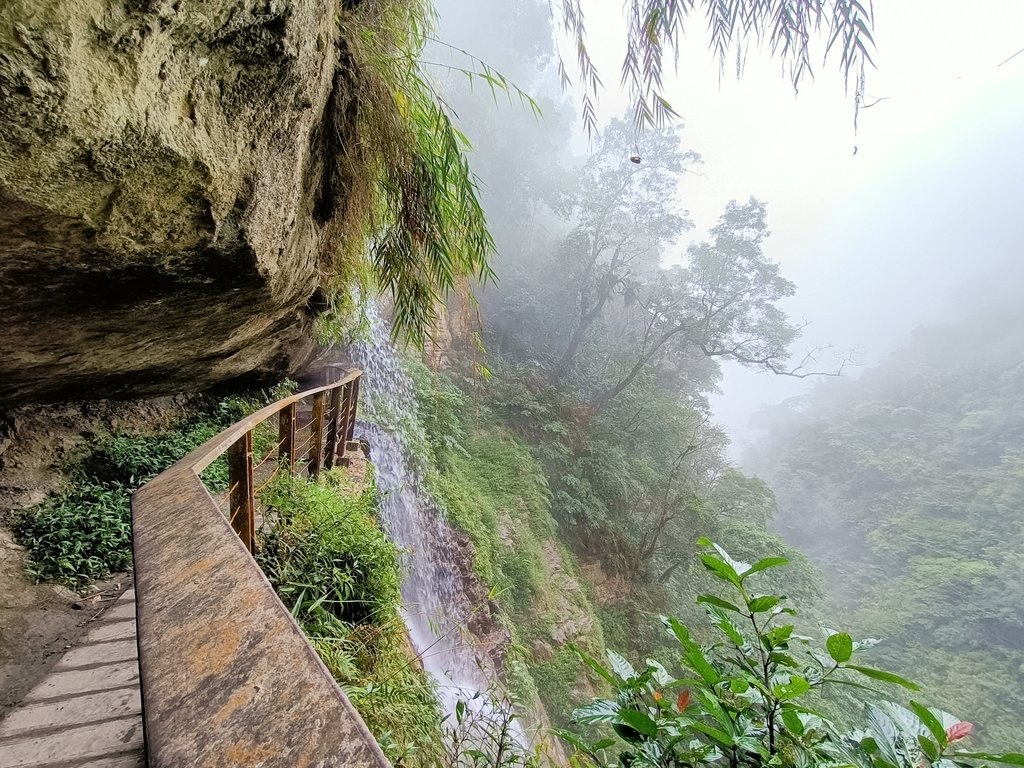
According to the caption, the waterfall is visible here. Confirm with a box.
[347,301,500,718]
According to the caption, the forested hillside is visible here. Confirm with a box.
[413,0,831,730]
[746,300,1024,748]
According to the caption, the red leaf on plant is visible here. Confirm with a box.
[677,690,691,712]
[946,722,973,743]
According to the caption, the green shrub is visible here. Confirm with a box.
[529,645,592,729]
[560,541,1024,768]
[7,389,287,590]
[256,469,445,767]
[9,484,132,589]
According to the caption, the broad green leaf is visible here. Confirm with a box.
[911,701,948,748]
[570,644,616,685]
[699,553,741,587]
[781,706,805,735]
[612,723,644,744]
[854,637,882,651]
[735,735,769,757]
[619,709,658,738]
[552,729,592,754]
[709,542,752,576]
[918,735,940,761]
[708,608,748,648]
[729,677,750,694]
[950,753,1024,766]
[607,649,638,681]
[743,556,789,580]
[697,688,735,732]
[689,720,735,747]
[823,676,887,697]
[866,705,904,768]
[572,698,621,724]
[826,632,854,664]
[846,665,920,691]
[697,594,744,613]
[665,617,720,684]
[664,616,693,647]
[748,595,782,613]
[769,651,802,669]
[646,658,673,686]
[774,675,811,701]
[763,625,794,650]
[685,644,721,686]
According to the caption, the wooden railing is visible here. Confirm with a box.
[225,371,361,552]
[131,370,391,767]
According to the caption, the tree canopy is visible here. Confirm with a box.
[747,300,1024,748]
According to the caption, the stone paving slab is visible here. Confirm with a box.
[74,757,146,768]
[56,639,137,671]
[0,717,143,767]
[21,660,139,702]
[0,688,141,738]
[78,620,136,644]
[0,589,144,768]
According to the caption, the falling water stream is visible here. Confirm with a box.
[347,302,507,725]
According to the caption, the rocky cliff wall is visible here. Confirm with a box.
[0,0,348,405]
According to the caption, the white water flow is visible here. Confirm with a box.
[348,302,497,716]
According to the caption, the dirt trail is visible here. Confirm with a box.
[0,543,129,717]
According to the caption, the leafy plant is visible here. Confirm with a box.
[8,484,132,589]
[6,389,286,590]
[256,469,445,766]
[443,689,544,768]
[551,0,876,137]
[317,0,546,344]
[559,541,1024,768]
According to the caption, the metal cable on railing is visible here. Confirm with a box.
[210,373,363,554]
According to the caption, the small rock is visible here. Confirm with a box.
[530,640,555,662]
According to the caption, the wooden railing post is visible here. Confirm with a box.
[228,430,255,552]
[278,403,296,474]
[307,391,326,478]
[344,376,360,446]
[323,386,343,471]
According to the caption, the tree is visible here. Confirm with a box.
[550,119,699,381]
[551,0,876,136]
[581,198,844,414]
[747,299,1024,747]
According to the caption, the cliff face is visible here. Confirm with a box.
[0,0,347,405]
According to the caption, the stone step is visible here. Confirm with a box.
[0,589,143,768]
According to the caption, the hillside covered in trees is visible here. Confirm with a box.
[745,299,1024,748]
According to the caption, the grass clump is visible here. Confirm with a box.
[9,483,134,590]
[256,468,444,767]
[7,388,290,590]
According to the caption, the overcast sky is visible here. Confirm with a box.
[559,0,1024,458]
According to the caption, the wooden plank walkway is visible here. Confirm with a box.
[0,590,144,767]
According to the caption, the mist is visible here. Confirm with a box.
[421,0,1024,748]
[430,0,1024,459]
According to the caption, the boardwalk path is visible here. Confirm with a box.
[0,589,144,767]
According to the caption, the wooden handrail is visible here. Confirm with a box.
[131,371,391,767]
